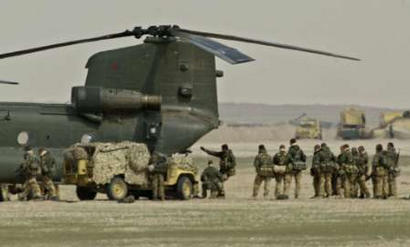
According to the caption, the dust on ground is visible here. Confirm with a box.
[1,156,410,247]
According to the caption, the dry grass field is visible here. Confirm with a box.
[1,156,410,247]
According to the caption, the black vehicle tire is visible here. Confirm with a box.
[76,186,97,201]
[106,177,128,201]
[176,176,193,200]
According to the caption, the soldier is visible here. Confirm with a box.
[273,145,287,198]
[18,146,42,201]
[371,144,388,199]
[337,144,357,198]
[310,144,322,198]
[252,145,274,199]
[201,160,223,199]
[148,152,168,201]
[200,144,236,197]
[386,142,399,198]
[331,146,343,197]
[38,148,58,200]
[354,146,371,198]
[284,138,306,199]
[319,143,336,198]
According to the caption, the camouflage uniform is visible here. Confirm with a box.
[319,145,336,198]
[310,145,322,198]
[201,146,236,180]
[353,147,370,198]
[201,162,223,199]
[386,144,399,198]
[18,151,42,200]
[201,145,236,197]
[337,146,357,198]
[273,147,287,197]
[372,145,388,199]
[38,149,58,200]
[149,153,167,201]
[284,140,306,199]
[252,146,273,198]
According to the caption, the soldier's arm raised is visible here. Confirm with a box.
[200,147,223,157]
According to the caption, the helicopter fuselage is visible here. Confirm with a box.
[0,38,221,184]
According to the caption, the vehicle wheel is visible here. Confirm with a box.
[106,177,128,201]
[76,186,97,200]
[176,176,193,200]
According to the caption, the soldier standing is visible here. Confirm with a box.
[252,145,273,199]
[149,152,167,201]
[201,160,223,199]
[38,148,58,200]
[18,146,42,201]
[310,144,322,198]
[372,144,388,199]
[354,146,371,198]
[284,139,306,199]
[386,142,399,198]
[200,144,236,197]
[273,145,287,198]
[337,144,357,198]
[319,143,336,198]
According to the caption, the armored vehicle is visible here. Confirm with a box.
[295,118,322,139]
[372,111,410,139]
[337,107,367,139]
[63,142,199,201]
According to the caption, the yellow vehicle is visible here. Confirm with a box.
[295,118,322,139]
[379,111,403,128]
[372,111,410,139]
[63,142,199,201]
[337,107,366,139]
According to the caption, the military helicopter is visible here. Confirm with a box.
[0,25,359,186]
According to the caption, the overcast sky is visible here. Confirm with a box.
[0,0,409,108]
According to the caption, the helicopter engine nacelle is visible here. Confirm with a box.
[71,86,161,113]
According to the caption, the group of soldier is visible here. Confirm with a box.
[197,138,400,200]
[252,139,400,200]
[16,139,400,201]
[17,146,58,201]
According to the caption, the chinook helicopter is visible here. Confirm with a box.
[0,25,359,187]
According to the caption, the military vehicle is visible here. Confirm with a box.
[337,107,367,139]
[295,117,322,139]
[63,142,198,200]
[372,111,410,139]
[0,25,359,198]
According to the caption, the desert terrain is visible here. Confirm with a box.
[1,104,410,246]
[1,154,410,247]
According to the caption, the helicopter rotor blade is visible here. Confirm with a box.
[0,80,19,85]
[174,28,360,61]
[173,30,254,64]
[0,30,135,59]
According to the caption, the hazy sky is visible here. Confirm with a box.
[0,0,409,108]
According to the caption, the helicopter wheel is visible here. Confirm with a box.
[76,186,97,201]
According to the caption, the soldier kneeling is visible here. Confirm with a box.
[17,146,43,201]
[201,161,223,199]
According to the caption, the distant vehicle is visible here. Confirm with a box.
[295,118,322,140]
[63,142,199,201]
[372,111,410,139]
[337,107,367,139]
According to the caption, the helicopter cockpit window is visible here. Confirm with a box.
[81,134,93,144]
[17,131,29,145]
